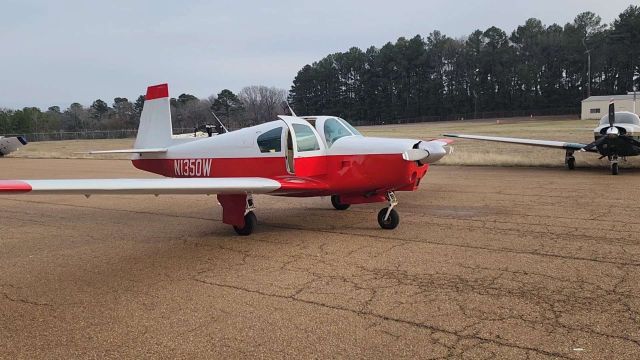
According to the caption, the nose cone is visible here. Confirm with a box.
[418,140,451,163]
[606,126,619,138]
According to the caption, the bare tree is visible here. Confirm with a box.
[238,85,288,125]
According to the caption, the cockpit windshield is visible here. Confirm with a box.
[323,118,352,146]
[599,112,640,126]
[338,118,362,136]
[322,117,362,147]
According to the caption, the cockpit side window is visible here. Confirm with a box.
[257,127,282,153]
[323,118,352,146]
[292,124,320,152]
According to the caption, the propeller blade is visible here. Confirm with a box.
[609,100,615,128]
[620,136,640,147]
[581,136,607,152]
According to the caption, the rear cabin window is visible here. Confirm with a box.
[292,124,320,152]
[323,118,352,146]
[257,127,282,153]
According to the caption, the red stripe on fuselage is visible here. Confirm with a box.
[132,154,428,197]
[0,180,32,193]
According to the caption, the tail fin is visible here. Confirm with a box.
[134,84,173,149]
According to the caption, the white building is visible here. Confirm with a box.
[581,93,639,120]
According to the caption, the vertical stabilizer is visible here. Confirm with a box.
[134,84,173,149]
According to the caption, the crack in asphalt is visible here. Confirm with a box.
[2,292,53,308]
[264,223,640,267]
[191,277,574,359]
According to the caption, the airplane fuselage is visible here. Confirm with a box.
[132,117,435,202]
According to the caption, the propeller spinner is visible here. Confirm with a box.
[582,101,618,151]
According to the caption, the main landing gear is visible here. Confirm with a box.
[331,195,350,210]
[233,194,257,235]
[565,150,575,170]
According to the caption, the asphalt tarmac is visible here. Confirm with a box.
[1,159,639,359]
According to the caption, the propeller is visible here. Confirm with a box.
[581,100,618,152]
[403,140,451,163]
[582,136,607,152]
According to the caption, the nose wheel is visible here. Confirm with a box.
[377,191,400,230]
[610,155,619,175]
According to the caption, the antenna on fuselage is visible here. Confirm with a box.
[285,102,298,117]
[209,111,229,134]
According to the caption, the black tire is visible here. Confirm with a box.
[233,211,257,236]
[565,157,575,170]
[377,208,399,230]
[331,195,350,210]
[611,163,619,175]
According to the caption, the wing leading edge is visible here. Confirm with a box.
[443,134,592,151]
[0,178,281,195]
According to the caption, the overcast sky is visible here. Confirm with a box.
[0,0,634,109]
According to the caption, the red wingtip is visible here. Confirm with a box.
[146,83,169,100]
[0,180,32,193]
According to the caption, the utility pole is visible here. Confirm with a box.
[473,90,478,120]
[582,38,591,98]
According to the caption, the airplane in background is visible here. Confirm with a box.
[0,136,27,157]
[445,101,640,175]
[0,84,453,235]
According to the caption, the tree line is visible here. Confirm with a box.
[289,6,640,122]
[0,85,288,135]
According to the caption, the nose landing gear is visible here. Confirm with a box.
[377,191,400,230]
[609,155,619,175]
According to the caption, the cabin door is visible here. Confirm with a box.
[280,116,327,177]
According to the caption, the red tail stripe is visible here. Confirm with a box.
[0,180,32,193]
[145,83,169,100]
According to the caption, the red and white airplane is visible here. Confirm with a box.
[0,84,452,235]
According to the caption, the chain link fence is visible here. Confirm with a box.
[2,128,197,142]
[4,107,580,141]
[350,107,581,126]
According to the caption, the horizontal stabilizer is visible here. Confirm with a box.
[87,148,168,154]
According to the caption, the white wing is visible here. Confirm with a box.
[443,134,589,150]
[0,136,27,156]
[0,178,280,195]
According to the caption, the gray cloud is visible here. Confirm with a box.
[0,0,632,109]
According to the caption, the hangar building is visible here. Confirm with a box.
[581,93,639,120]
